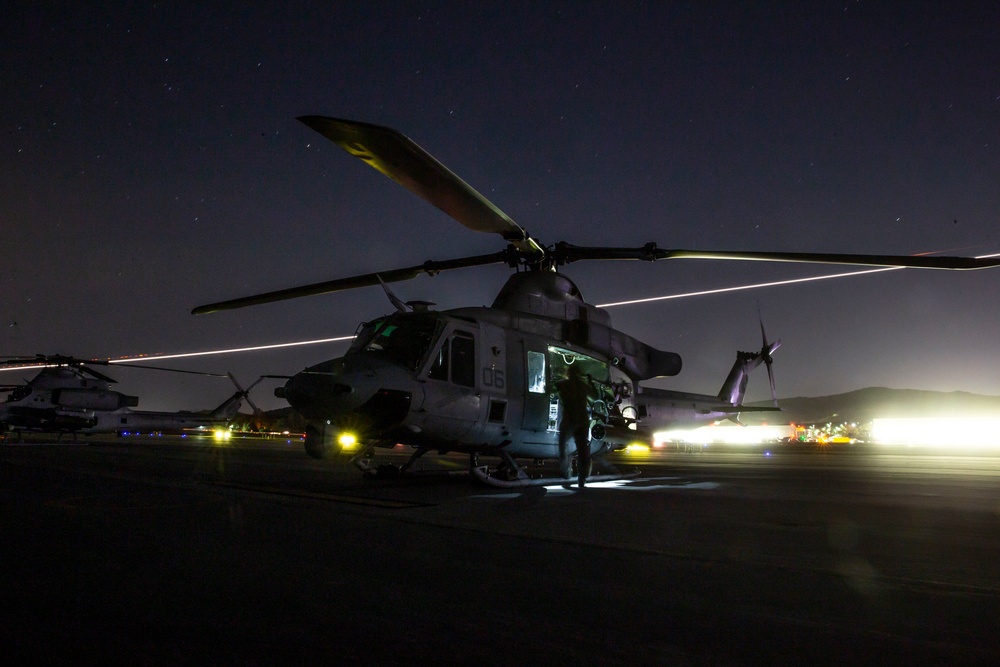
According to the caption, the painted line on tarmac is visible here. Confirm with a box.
[205,480,431,508]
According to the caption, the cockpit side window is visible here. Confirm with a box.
[349,318,386,353]
[427,329,476,388]
[428,337,450,381]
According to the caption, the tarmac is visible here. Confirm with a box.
[3,436,1000,665]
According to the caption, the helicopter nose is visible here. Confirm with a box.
[276,370,359,420]
[274,379,352,400]
[278,374,353,400]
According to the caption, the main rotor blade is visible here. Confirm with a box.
[77,364,119,384]
[298,116,544,258]
[192,250,510,314]
[0,356,120,384]
[110,362,229,377]
[555,243,1000,270]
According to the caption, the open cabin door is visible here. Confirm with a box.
[520,342,612,434]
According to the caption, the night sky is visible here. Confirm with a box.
[3,2,999,412]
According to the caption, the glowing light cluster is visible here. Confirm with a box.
[655,423,794,446]
[872,417,1000,449]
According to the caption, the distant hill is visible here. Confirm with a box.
[750,387,1000,425]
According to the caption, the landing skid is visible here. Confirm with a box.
[471,465,640,488]
[350,444,470,480]
[346,444,639,487]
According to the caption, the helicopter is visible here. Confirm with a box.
[0,355,262,442]
[193,116,1000,485]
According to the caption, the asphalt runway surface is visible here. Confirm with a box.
[3,437,1000,665]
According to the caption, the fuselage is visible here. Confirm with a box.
[282,305,652,459]
[279,271,774,462]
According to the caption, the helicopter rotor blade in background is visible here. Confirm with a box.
[297,116,546,259]
[109,362,229,378]
[76,365,121,384]
[0,355,121,384]
[192,250,512,314]
[0,354,229,380]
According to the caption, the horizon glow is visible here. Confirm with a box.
[872,416,1000,449]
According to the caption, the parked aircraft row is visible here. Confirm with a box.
[0,355,261,442]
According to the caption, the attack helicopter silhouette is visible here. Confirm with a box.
[0,355,262,441]
[193,116,1000,485]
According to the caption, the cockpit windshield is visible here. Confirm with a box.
[349,313,440,371]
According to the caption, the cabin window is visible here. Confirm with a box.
[527,351,546,393]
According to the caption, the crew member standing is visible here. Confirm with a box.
[556,364,596,487]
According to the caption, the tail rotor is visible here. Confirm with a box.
[758,306,781,407]
[228,373,265,417]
